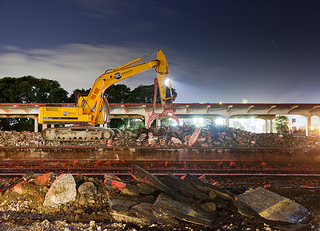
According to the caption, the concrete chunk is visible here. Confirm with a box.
[234,187,312,226]
[152,193,216,227]
[43,173,76,207]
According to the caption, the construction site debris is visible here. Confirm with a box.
[43,173,77,207]
[0,125,319,148]
[234,187,312,228]
[112,126,320,148]
[0,165,314,230]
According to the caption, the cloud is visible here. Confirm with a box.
[0,44,164,95]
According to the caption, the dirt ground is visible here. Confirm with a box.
[0,176,320,231]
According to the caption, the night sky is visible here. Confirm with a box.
[0,0,319,103]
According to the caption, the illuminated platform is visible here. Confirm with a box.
[0,103,320,135]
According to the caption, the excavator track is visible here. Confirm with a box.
[41,126,116,141]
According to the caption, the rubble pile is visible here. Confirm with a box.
[112,125,320,148]
[0,131,44,147]
[0,166,313,230]
[0,125,319,148]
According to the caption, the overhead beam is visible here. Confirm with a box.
[308,106,320,113]
[206,105,210,113]
[267,105,276,113]
[14,105,29,113]
[247,105,254,113]
[287,106,298,114]
[0,107,9,113]
[121,104,128,113]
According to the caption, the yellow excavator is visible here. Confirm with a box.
[38,49,179,141]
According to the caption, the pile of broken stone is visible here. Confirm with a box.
[0,131,44,147]
[0,165,313,230]
[0,125,319,148]
[111,125,320,148]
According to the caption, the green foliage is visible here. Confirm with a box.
[127,84,177,103]
[0,118,34,131]
[109,118,128,130]
[105,84,131,103]
[0,76,69,103]
[0,76,69,131]
[68,88,91,103]
[275,115,289,133]
[127,84,155,103]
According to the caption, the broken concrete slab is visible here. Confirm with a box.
[33,172,56,186]
[13,182,46,196]
[201,202,217,213]
[183,174,234,200]
[131,164,186,202]
[136,182,156,195]
[129,202,159,223]
[104,176,127,190]
[234,187,312,227]
[110,211,153,226]
[164,175,213,201]
[188,127,201,146]
[108,197,142,213]
[78,182,97,198]
[152,193,216,227]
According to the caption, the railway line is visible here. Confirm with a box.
[1,144,320,191]
[1,158,320,189]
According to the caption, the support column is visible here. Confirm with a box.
[270,119,273,133]
[34,118,38,133]
[265,119,269,133]
[145,115,150,128]
[225,115,230,127]
[306,114,312,136]
[42,124,47,131]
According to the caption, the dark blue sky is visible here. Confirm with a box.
[0,0,319,103]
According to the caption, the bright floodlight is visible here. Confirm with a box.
[216,118,224,125]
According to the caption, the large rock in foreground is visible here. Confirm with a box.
[234,187,312,228]
[43,174,76,207]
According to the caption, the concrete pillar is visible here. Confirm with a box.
[225,115,230,127]
[144,115,150,128]
[42,124,47,131]
[265,119,269,133]
[306,114,312,136]
[34,118,38,133]
[270,119,273,133]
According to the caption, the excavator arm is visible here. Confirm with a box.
[81,49,173,125]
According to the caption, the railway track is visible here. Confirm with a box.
[1,159,320,175]
[1,156,320,189]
